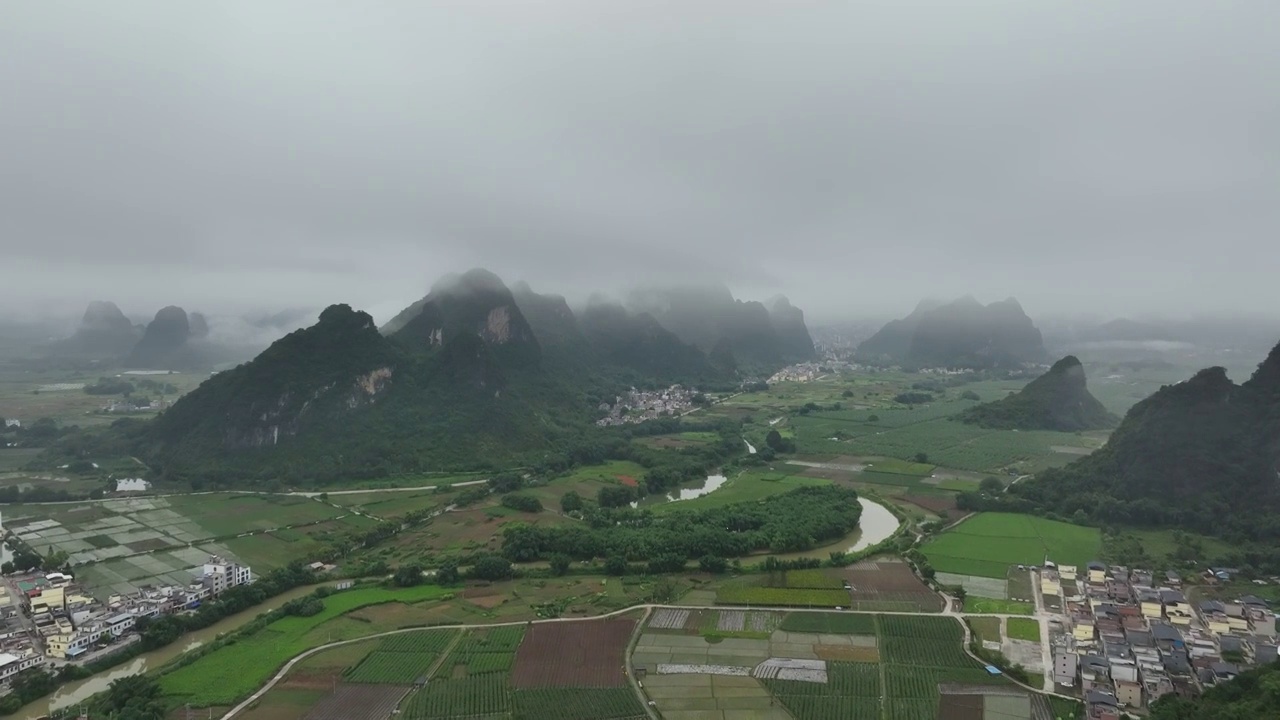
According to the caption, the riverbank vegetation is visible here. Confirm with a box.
[500,485,863,563]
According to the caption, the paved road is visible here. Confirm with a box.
[221,602,1075,719]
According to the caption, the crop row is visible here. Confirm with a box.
[378,629,457,653]
[400,675,509,718]
[716,586,850,607]
[512,688,646,720]
[345,651,438,684]
[765,662,880,697]
[770,695,881,720]
[877,615,963,641]
[769,569,845,589]
[778,612,876,635]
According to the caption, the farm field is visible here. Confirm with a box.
[638,611,1026,720]
[922,512,1102,579]
[715,560,940,613]
[968,617,1002,646]
[158,585,452,708]
[344,629,457,684]
[787,402,1106,474]
[296,616,648,720]
[841,560,944,613]
[1007,618,1042,642]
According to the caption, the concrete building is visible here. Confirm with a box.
[1054,650,1078,687]
[201,556,252,595]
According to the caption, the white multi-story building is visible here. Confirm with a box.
[200,556,252,595]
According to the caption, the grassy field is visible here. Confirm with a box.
[968,617,1002,645]
[650,468,829,512]
[159,585,452,707]
[1007,618,1041,642]
[963,597,1034,616]
[922,513,1102,579]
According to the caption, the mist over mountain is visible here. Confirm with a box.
[856,297,1045,369]
[48,301,143,360]
[125,305,196,369]
[124,269,802,482]
[959,356,1118,431]
[626,284,815,372]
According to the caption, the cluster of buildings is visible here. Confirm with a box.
[595,385,697,426]
[0,556,252,684]
[98,398,170,413]
[766,363,826,383]
[1047,561,1276,719]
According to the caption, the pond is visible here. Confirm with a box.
[631,473,728,507]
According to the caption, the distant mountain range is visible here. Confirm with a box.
[1008,339,1280,540]
[626,284,816,372]
[856,296,1045,369]
[958,356,1118,431]
[126,269,814,482]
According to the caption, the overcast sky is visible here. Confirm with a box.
[2,1,1277,325]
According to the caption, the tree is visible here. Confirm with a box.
[604,555,628,576]
[436,559,460,585]
[979,477,1003,494]
[913,452,929,464]
[0,561,13,575]
[841,389,854,398]
[867,414,880,422]
[961,390,981,401]
[549,553,571,576]
[560,490,584,513]
[597,485,635,509]
[501,493,543,513]
[393,563,424,587]
[470,554,514,581]
[699,555,728,574]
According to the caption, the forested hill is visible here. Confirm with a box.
[1003,339,1280,540]
[85,269,819,484]
[136,298,587,484]
[959,356,1117,431]
[856,296,1045,369]
[1149,660,1280,719]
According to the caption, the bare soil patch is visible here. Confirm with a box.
[511,618,636,688]
[840,560,943,612]
[302,684,411,720]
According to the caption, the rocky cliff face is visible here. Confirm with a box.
[384,269,541,365]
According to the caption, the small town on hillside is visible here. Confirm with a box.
[0,556,255,683]
[595,385,699,426]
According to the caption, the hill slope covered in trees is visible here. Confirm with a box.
[959,356,1118,431]
[1002,340,1280,540]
